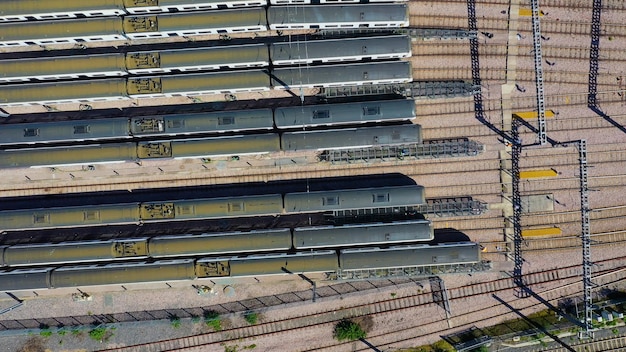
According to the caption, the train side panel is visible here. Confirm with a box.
[284,185,425,213]
[274,99,416,129]
[293,220,433,249]
[340,242,481,271]
[0,143,137,168]
[148,229,292,257]
[50,260,196,288]
[281,125,422,151]
[268,4,409,29]
[271,62,411,89]
[270,35,411,66]
[0,204,140,232]
[167,194,284,220]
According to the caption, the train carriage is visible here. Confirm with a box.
[1,239,149,266]
[0,268,52,291]
[147,229,292,257]
[169,134,281,159]
[127,70,270,99]
[267,4,409,29]
[0,142,138,168]
[126,44,270,74]
[340,243,481,271]
[130,109,274,136]
[273,99,416,129]
[0,54,127,83]
[271,62,412,90]
[0,0,125,22]
[284,185,426,213]
[0,119,130,146]
[200,251,338,278]
[281,125,422,151]
[293,220,433,249]
[125,0,268,14]
[270,35,411,66]
[123,8,267,39]
[157,194,284,220]
[50,260,197,288]
[0,17,126,47]
[0,203,140,232]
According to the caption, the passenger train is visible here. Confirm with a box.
[0,5,409,47]
[0,99,416,146]
[0,0,409,22]
[0,242,481,291]
[0,220,433,267]
[0,185,426,231]
[0,124,422,168]
[0,36,411,83]
[0,61,412,106]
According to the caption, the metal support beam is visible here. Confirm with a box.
[511,120,527,297]
[578,139,594,338]
[530,0,547,144]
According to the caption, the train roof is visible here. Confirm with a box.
[200,251,337,277]
[284,185,426,213]
[127,44,269,73]
[0,142,138,169]
[293,220,433,249]
[0,268,51,291]
[125,0,268,13]
[271,61,412,89]
[270,35,411,65]
[0,78,128,106]
[281,125,422,151]
[123,8,267,37]
[0,118,130,145]
[168,134,281,159]
[0,54,126,82]
[0,0,125,21]
[273,99,416,128]
[340,242,481,270]
[0,17,125,46]
[148,228,291,257]
[267,4,409,29]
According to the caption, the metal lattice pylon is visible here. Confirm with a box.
[578,139,594,338]
[530,0,547,145]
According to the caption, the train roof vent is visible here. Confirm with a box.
[83,211,100,221]
[179,205,193,215]
[312,110,330,119]
[228,202,245,212]
[322,196,339,206]
[33,213,50,224]
[218,116,235,125]
[74,125,91,134]
[362,106,380,116]
[23,128,39,137]
[372,193,390,203]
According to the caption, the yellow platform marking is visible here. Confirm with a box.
[513,110,555,119]
[522,227,562,237]
[519,8,545,16]
[519,169,558,179]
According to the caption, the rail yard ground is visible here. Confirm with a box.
[1,0,626,351]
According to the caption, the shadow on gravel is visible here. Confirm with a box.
[359,338,382,352]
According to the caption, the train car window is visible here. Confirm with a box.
[83,211,100,221]
[73,125,91,134]
[362,106,381,116]
[322,196,339,206]
[372,193,390,203]
[23,128,40,137]
[228,202,245,212]
[218,116,235,125]
[33,214,50,224]
[312,110,330,119]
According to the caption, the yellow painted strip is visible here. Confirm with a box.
[522,227,562,237]
[513,110,555,119]
[519,169,558,179]
[519,8,545,16]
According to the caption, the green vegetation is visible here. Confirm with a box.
[223,343,257,352]
[71,329,82,336]
[39,329,52,337]
[57,328,67,336]
[169,315,182,328]
[88,326,115,342]
[243,311,258,325]
[333,319,366,342]
[395,340,455,352]
[204,310,222,331]
[191,315,201,323]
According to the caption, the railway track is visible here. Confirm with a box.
[428,0,626,9]
[97,258,626,352]
[483,229,626,253]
